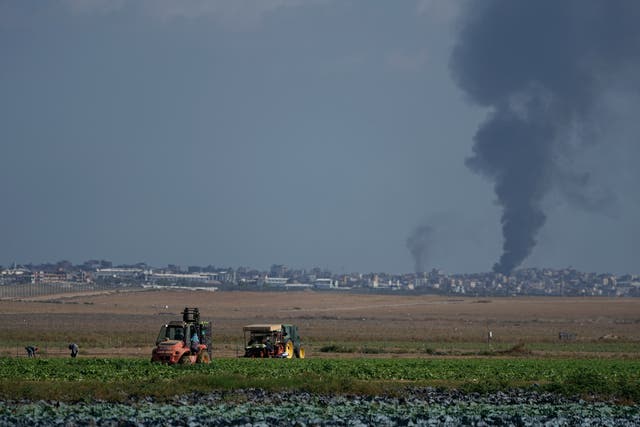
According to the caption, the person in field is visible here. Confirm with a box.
[190,332,200,353]
[25,346,38,357]
[69,343,79,358]
[264,336,274,354]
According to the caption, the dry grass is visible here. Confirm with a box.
[1,289,639,358]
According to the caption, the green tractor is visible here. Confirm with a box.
[243,324,305,358]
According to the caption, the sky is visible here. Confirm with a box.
[1,0,638,274]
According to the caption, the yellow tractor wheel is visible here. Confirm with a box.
[285,340,294,358]
[296,347,305,359]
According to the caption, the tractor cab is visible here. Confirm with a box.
[156,322,187,344]
[282,324,299,345]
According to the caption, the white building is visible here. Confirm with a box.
[264,276,288,286]
[314,278,338,289]
[94,268,144,279]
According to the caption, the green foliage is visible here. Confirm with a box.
[360,346,384,354]
[422,346,436,355]
[318,344,355,353]
[0,357,638,402]
[545,363,640,401]
[312,340,640,356]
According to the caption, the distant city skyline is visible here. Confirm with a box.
[1,1,639,274]
[2,258,638,277]
[2,259,638,298]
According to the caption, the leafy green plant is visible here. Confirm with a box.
[318,344,355,353]
[0,357,638,402]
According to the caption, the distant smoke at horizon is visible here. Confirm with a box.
[406,225,433,274]
[450,1,640,275]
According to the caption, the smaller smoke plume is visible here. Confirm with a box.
[406,225,433,273]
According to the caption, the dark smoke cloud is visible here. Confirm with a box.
[407,225,433,273]
[450,0,640,274]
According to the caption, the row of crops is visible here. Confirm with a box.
[1,390,640,426]
[1,357,639,425]
[1,357,639,401]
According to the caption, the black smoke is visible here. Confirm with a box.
[407,225,433,274]
[450,1,640,274]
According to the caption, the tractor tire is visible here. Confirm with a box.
[295,347,305,359]
[179,354,193,365]
[197,351,211,364]
[285,340,294,359]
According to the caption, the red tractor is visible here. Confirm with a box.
[151,307,212,364]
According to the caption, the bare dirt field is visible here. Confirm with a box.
[1,289,639,358]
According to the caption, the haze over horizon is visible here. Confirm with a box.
[1,1,639,274]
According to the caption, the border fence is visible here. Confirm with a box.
[0,282,140,299]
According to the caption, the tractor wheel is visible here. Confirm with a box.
[285,340,294,359]
[197,351,211,364]
[295,347,305,359]
[179,354,193,365]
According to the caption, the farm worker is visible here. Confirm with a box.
[190,332,200,353]
[265,337,274,354]
[69,343,79,358]
[25,346,38,357]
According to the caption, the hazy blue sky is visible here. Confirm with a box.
[1,0,638,274]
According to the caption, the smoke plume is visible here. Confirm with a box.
[407,225,433,273]
[450,1,640,274]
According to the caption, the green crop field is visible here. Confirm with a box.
[316,339,640,356]
[2,292,639,423]
[1,357,638,403]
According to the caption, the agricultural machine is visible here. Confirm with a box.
[243,324,305,358]
[151,307,212,364]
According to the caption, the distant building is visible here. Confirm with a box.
[270,264,288,278]
[264,276,288,286]
[32,271,67,284]
[314,278,338,289]
[95,268,145,279]
[0,268,32,284]
[149,272,220,285]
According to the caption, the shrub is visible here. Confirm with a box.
[318,344,355,353]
